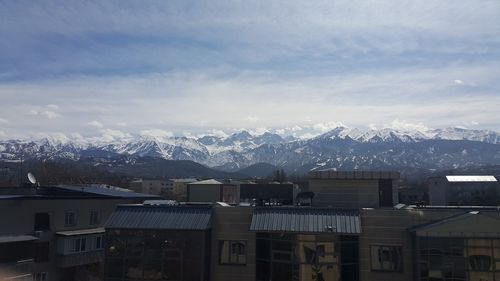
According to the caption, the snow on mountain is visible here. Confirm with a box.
[0,126,498,174]
[430,127,500,144]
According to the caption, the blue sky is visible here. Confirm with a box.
[0,0,500,140]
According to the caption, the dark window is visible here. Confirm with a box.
[469,255,492,271]
[34,242,50,262]
[370,245,402,272]
[34,272,47,281]
[89,210,100,225]
[219,240,247,265]
[34,213,50,231]
[95,236,103,249]
[379,179,393,207]
[64,211,77,227]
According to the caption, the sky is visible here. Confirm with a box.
[1,0,500,140]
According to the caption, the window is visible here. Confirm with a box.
[219,240,247,265]
[370,245,402,272]
[95,235,103,249]
[89,210,100,225]
[34,242,50,262]
[469,255,492,271]
[33,272,47,281]
[64,211,77,227]
[66,235,104,254]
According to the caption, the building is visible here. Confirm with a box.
[308,170,399,208]
[187,179,239,204]
[103,170,500,281]
[428,175,500,206]
[171,179,199,202]
[0,185,157,281]
[239,182,298,206]
[129,179,174,198]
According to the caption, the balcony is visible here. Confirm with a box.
[56,250,103,268]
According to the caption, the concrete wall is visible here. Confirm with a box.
[309,179,378,208]
[188,184,221,202]
[428,177,447,206]
[210,206,255,281]
[359,208,462,281]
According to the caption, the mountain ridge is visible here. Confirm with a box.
[1,126,499,177]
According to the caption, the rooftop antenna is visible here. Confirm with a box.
[27,172,39,187]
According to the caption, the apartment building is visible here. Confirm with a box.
[0,185,156,281]
[428,175,500,206]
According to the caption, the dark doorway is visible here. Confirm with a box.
[378,179,393,207]
[340,235,359,281]
[34,212,50,231]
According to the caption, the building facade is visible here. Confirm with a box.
[102,170,500,281]
[0,186,156,281]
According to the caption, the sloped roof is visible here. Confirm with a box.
[250,207,361,234]
[411,211,500,237]
[58,186,157,199]
[105,205,212,230]
[189,179,223,185]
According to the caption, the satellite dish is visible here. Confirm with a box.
[27,172,37,185]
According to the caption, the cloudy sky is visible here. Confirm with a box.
[1,0,499,140]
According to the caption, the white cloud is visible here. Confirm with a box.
[297,132,316,140]
[312,122,347,133]
[384,119,430,132]
[87,120,104,128]
[0,130,6,138]
[275,129,286,135]
[204,129,228,138]
[470,121,479,126]
[46,104,59,110]
[29,109,61,119]
[368,123,378,130]
[244,116,259,123]
[140,129,173,139]
[116,122,127,127]
[0,118,8,124]
[248,127,269,135]
[99,129,132,142]
[454,79,464,84]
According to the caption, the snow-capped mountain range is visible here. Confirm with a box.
[1,126,499,175]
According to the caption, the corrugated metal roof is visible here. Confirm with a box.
[105,205,212,230]
[410,212,500,238]
[58,186,158,198]
[250,207,361,234]
[446,175,497,182]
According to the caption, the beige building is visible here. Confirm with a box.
[129,179,174,197]
[187,179,239,204]
[171,178,198,201]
